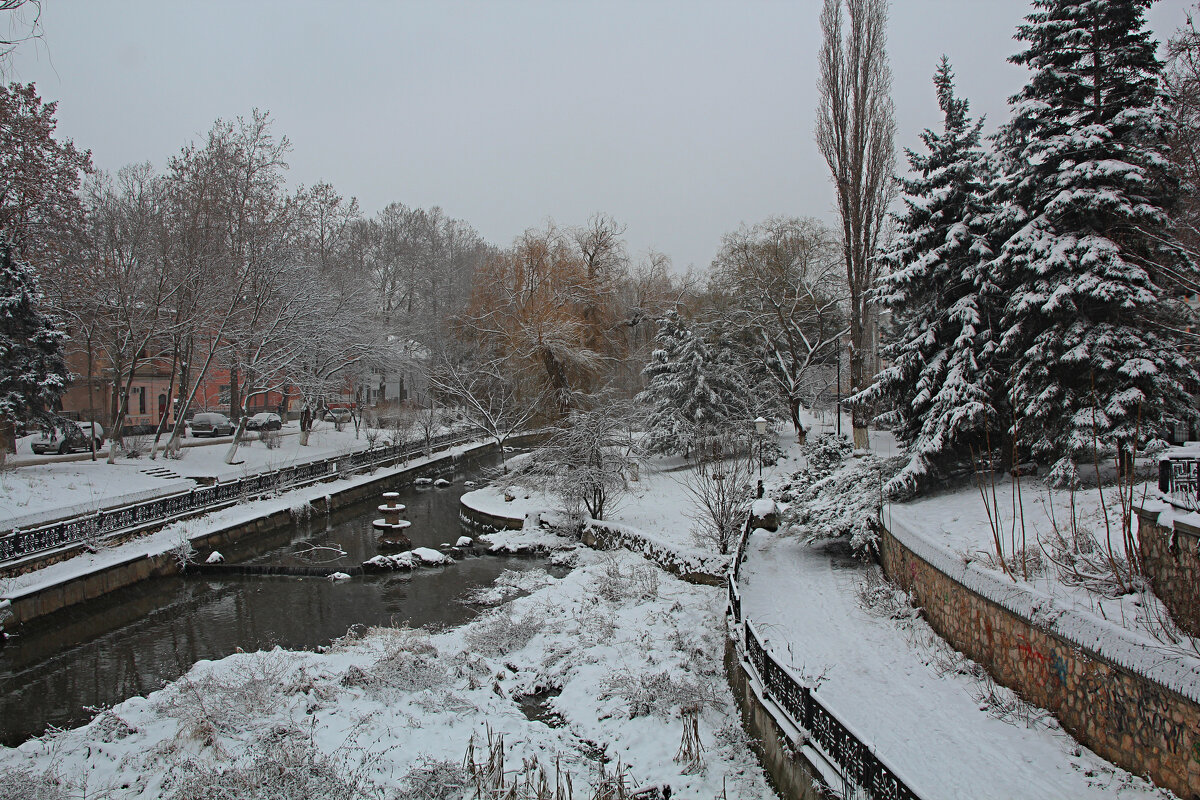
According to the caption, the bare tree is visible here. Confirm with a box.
[0,0,41,77]
[711,217,848,440]
[676,433,756,555]
[429,349,544,473]
[509,397,640,521]
[815,0,896,448]
[76,164,193,463]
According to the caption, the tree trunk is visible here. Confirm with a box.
[150,347,180,460]
[224,410,249,464]
[0,417,14,463]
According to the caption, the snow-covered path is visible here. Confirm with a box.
[740,530,1171,799]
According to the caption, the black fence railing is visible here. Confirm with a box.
[1159,455,1200,510]
[742,619,919,800]
[728,516,920,800]
[0,429,482,565]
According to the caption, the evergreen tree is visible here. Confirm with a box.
[991,0,1199,481]
[861,58,1004,496]
[0,237,68,454]
[636,311,751,456]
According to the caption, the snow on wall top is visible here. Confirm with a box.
[885,503,1200,705]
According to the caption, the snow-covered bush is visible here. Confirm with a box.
[600,669,720,721]
[462,608,544,656]
[394,755,471,800]
[0,765,76,800]
[356,628,447,694]
[121,435,151,459]
[776,433,852,503]
[155,651,290,742]
[782,440,903,555]
[592,555,660,602]
[165,733,373,800]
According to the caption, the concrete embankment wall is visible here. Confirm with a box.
[879,519,1200,798]
[5,447,476,627]
[724,635,830,800]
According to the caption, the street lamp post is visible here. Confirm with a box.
[753,416,768,498]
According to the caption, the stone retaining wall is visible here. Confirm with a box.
[724,635,830,800]
[582,521,725,586]
[879,523,1200,798]
[1138,509,1200,639]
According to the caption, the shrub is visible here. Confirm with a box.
[463,609,544,656]
[781,437,903,555]
[165,734,375,800]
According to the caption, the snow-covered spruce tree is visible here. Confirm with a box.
[0,238,68,455]
[636,311,751,457]
[990,0,1200,482]
[858,58,1005,497]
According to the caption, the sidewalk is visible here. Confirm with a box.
[738,528,1169,799]
[0,423,410,533]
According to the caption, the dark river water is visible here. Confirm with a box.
[0,453,550,745]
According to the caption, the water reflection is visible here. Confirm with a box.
[0,454,553,745]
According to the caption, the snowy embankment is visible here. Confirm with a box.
[884,470,1200,677]
[0,442,486,604]
[0,422,450,533]
[461,453,738,575]
[885,503,1200,705]
[0,547,772,799]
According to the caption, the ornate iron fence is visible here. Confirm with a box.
[1160,455,1200,510]
[741,620,918,800]
[0,429,481,565]
[728,516,920,800]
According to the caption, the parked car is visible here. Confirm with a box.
[30,421,105,455]
[245,412,282,431]
[322,407,353,424]
[189,412,235,437]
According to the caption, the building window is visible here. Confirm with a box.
[138,387,146,415]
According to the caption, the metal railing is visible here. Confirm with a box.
[0,429,482,565]
[727,516,920,800]
[741,617,918,800]
[1159,455,1200,510]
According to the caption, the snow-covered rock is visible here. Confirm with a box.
[411,547,452,565]
[328,571,352,581]
[205,551,224,564]
[455,535,473,547]
[414,477,433,486]
[433,478,451,488]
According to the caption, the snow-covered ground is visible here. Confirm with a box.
[462,450,799,563]
[0,546,774,799]
[0,422,434,532]
[739,532,1171,799]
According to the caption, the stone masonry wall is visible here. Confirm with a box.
[1139,511,1200,639]
[880,527,1200,798]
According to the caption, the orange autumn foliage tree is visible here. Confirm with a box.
[462,221,623,414]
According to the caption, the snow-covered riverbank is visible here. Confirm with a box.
[1,547,773,799]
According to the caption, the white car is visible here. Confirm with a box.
[30,421,106,455]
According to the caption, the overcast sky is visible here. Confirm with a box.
[10,0,1197,271]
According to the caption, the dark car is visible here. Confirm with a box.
[30,421,105,455]
[245,412,282,431]
[189,412,234,437]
